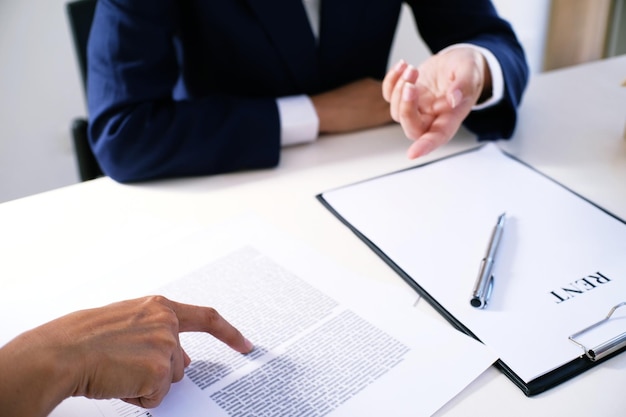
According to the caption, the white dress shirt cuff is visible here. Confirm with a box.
[277,95,319,147]
[439,43,504,111]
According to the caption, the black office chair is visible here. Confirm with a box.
[66,0,103,181]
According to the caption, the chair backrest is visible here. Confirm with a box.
[65,0,103,181]
[66,0,97,91]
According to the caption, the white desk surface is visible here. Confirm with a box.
[1,55,625,416]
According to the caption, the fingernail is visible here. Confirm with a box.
[244,338,254,352]
[449,89,462,108]
[402,83,416,101]
[394,59,406,72]
[402,65,415,81]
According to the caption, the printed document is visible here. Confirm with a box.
[94,215,496,417]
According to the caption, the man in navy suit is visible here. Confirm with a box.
[87,0,528,182]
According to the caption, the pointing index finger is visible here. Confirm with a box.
[162,298,254,354]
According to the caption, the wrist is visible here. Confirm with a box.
[477,54,493,104]
[310,93,332,133]
[0,326,81,417]
[438,43,504,110]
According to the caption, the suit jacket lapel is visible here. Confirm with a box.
[245,0,319,90]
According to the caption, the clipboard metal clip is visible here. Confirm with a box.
[568,302,626,362]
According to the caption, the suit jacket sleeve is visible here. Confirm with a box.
[88,0,528,183]
[87,0,281,182]
[407,0,529,141]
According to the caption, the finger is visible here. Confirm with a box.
[131,346,183,409]
[122,379,170,409]
[141,381,172,409]
[121,366,173,410]
[122,398,144,408]
[405,110,464,159]
[182,348,191,367]
[444,61,483,108]
[397,83,428,140]
[166,300,254,354]
[136,378,172,409]
[390,65,418,122]
[447,88,463,109]
[171,344,187,383]
[403,65,419,84]
[406,133,442,159]
[382,59,407,102]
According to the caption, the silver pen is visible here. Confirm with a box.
[470,213,506,309]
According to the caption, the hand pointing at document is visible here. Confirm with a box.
[0,295,253,417]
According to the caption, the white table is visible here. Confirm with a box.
[1,55,625,416]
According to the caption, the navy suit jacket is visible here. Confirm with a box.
[87,0,528,182]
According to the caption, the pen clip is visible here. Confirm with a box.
[485,274,494,305]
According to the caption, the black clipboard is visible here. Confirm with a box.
[316,145,626,396]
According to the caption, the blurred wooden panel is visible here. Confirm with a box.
[544,0,613,70]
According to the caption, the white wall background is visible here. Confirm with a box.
[0,1,550,203]
[389,0,551,73]
[0,0,86,203]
